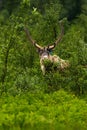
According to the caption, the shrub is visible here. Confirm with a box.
[0,90,87,130]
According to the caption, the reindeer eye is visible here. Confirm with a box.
[39,50,43,55]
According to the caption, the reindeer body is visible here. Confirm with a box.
[40,53,69,74]
[24,21,69,75]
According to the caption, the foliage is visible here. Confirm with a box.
[0,0,87,95]
[43,59,58,72]
[0,90,87,130]
[0,0,87,129]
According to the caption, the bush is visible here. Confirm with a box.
[0,90,87,130]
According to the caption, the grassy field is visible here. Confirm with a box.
[0,90,87,130]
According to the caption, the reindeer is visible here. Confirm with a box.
[24,21,69,75]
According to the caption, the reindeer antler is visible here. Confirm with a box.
[24,27,43,50]
[48,21,64,50]
[24,21,64,51]
[24,27,35,45]
[55,21,64,45]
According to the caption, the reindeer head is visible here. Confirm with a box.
[24,21,64,59]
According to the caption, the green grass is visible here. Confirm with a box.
[0,90,87,130]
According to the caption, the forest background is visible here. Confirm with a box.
[0,0,87,129]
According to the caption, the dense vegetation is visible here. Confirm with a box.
[1,90,87,130]
[0,0,87,129]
